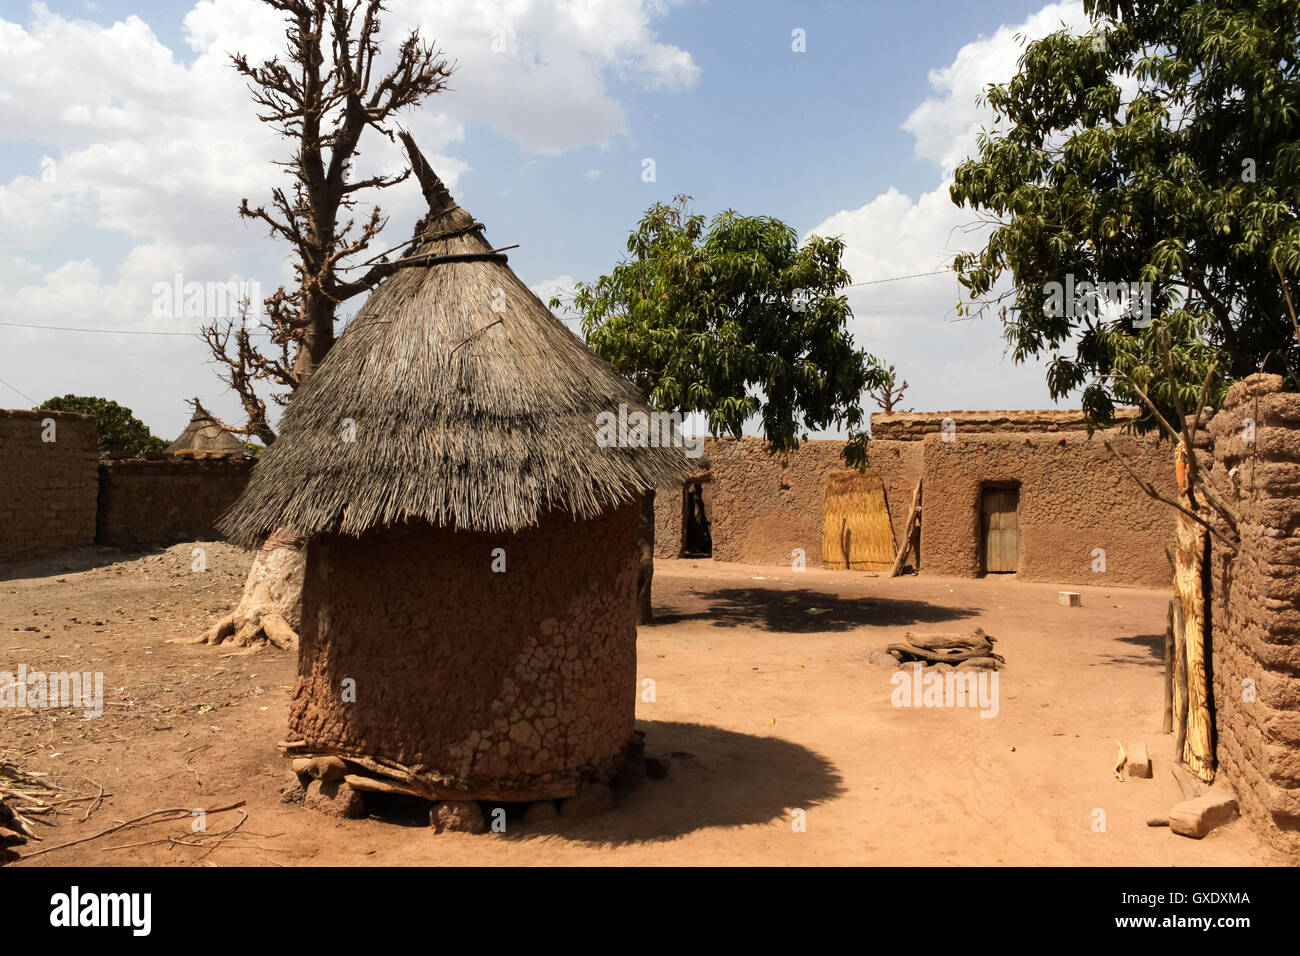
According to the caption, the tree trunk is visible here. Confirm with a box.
[638,490,655,624]
[199,527,305,651]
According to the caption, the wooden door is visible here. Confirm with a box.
[981,486,1019,573]
[823,470,897,570]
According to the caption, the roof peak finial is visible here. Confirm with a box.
[398,129,457,219]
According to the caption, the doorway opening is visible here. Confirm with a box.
[683,480,712,557]
[980,482,1020,574]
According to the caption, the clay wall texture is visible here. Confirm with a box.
[290,501,641,794]
[870,408,1138,441]
[1207,374,1300,847]
[865,439,925,552]
[0,410,99,561]
[912,432,1175,587]
[96,456,253,549]
[655,424,1171,586]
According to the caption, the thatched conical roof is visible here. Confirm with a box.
[168,400,245,455]
[221,163,697,548]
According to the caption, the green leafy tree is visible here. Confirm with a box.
[39,395,168,457]
[563,196,886,461]
[558,196,887,619]
[950,0,1300,429]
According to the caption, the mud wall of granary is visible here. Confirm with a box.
[96,456,253,549]
[917,432,1175,587]
[290,500,641,794]
[1207,374,1300,848]
[0,410,98,561]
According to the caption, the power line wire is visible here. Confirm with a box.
[0,267,956,341]
[0,372,38,406]
[848,268,951,288]
[0,320,273,337]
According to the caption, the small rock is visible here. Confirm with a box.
[1169,791,1239,838]
[645,755,671,780]
[523,800,560,825]
[561,783,614,818]
[304,779,365,819]
[1058,591,1081,607]
[430,800,488,834]
[1146,816,1169,827]
[962,657,1002,670]
[866,648,901,668]
[279,771,307,805]
[1125,743,1152,779]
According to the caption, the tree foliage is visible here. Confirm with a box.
[559,196,887,466]
[951,0,1300,430]
[40,395,168,458]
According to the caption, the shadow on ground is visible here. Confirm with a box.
[490,720,844,846]
[648,585,977,633]
[1092,632,1166,667]
[0,546,158,583]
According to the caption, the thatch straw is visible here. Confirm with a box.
[220,177,697,547]
[167,400,245,455]
[822,469,896,571]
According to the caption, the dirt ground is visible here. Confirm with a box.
[0,543,1290,866]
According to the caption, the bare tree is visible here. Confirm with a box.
[201,0,454,648]
[868,363,910,414]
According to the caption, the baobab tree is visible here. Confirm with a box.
[201,0,454,648]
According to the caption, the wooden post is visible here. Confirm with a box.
[1162,597,1175,734]
[889,479,923,577]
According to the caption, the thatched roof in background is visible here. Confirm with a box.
[168,400,245,455]
[221,162,697,547]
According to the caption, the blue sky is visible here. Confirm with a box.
[0,0,1093,439]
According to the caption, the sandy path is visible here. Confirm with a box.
[1,548,1288,866]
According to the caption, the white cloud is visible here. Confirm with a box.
[0,0,696,432]
[902,0,1089,174]
[809,2,1101,418]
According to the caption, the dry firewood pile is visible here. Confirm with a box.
[884,628,1005,669]
[0,760,106,864]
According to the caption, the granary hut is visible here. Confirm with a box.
[222,149,695,805]
[167,400,246,455]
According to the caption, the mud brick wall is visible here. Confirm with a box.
[865,439,925,553]
[914,431,1174,586]
[0,409,99,560]
[96,456,253,549]
[654,467,709,560]
[292,502,640,796]
[1207,374,1300,847]
[656,437,853,566]
[870,408,1137,442]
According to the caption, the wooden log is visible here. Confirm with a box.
[343,774,433,799]
[1176,512,1214,781]
[889,479,923,577]
[1173,584,1188,762]
[343,773,579,803]
[1162,597,1175,735]
[1170,762,1204,801]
